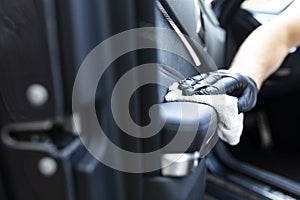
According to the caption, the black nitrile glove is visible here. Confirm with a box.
[178,70,258,113]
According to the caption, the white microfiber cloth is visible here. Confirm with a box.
[165,82,244,145]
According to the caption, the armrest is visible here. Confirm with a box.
[157,102,218,177]
[158,102,218,156]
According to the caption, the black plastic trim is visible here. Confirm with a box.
[207,142,300,199]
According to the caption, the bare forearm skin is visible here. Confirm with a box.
[229,0,300,89]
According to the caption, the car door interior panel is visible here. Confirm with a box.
[141,2,219,199]
[0,172,7,200]
[3,0,299,199]
[0,0,220,200]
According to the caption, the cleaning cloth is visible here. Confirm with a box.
[165,82,244,145]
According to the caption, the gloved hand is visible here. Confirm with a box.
[177,69,258,113]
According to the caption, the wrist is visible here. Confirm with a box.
[227,68,262,90]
